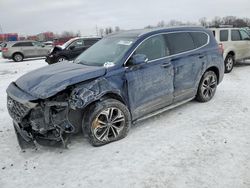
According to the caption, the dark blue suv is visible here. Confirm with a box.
[6,27,224,148]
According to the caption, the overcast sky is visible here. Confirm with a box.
[0,0,250,36]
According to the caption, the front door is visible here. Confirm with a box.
[125,34,174,119]
[67,39,87,60]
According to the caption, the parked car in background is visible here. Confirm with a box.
[0,42,4,52]
[210,27,250,73]
[2,40,52,62]
[6,27,224,149]
[53,37,73,46]
[43,41,53,47]
[45,37,101,64]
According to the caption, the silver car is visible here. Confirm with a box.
[2,40,52,62]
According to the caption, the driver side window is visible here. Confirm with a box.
[68,39,84,49]
[135,35,169,61]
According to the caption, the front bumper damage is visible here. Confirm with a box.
[7,87,76,149]
[7,77,124,149]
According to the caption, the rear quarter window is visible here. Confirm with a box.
[219,30,229,41]
[190,32,209,48]
[165,32,195,55]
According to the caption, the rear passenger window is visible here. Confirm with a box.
[231,30,241,41]
[12,43,23,47]
[190,32,208,48]
[219,30,228,41]
[13,42,33,47]
[165,32,195,55]
[136,35,168,61]
[239,30,250,40]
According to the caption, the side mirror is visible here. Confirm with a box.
[130,54,148,66]
[69,46,75,50]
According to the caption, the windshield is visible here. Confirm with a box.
[74,36,136,67]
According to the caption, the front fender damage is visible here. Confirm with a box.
[69,78,123,109]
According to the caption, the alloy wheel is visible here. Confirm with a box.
[91,107,125,142]
[226,57,234,71]
[14,54,23,62]
[201,74,217,100]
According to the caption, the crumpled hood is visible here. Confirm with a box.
[15,62,106,99]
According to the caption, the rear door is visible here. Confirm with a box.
[18,42,36,57]
[125,34,174,119]
[231,29,246,59]
[164,32,206,102]
[239,29,250,59]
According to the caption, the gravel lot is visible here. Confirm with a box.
[0,54,250,188]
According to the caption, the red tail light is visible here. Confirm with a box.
[218,43,224,55]
[2,47,8,52]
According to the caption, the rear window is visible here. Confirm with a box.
[231,30,241,41]
[190,32,208,48]
[13,42,34,47]
[165,32,195,55]
[220,30,229,41]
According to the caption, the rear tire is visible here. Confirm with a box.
[196,71,218,103]
[12,53,24,62]
[224,54,234,73]
[83,99,131,146]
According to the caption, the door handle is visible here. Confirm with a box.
[199,54,205,59]
[161,63,171,68]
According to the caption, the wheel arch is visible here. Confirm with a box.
[226,51,236,59]
[206,66,220,84]
[12,52,24,59]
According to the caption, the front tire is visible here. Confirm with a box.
[56,56,67,63]
[84,99,131,146]
[224,54,234,73]
[196,71,218,103]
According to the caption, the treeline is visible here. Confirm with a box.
[53,16,250,39]
[147,16,250,28]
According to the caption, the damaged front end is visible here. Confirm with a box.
[7,91,76,149]
[7,76,124,149]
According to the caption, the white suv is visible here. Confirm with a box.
[210,27,250,73]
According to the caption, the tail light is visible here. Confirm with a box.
[2,47,8,52]
[218,43,224,55]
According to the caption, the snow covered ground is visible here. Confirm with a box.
[0,53,250,188]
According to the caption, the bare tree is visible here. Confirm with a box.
[199,17,208,27]
[157,20,165,28]
[99,28,104,37]
[115,26,120,32]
